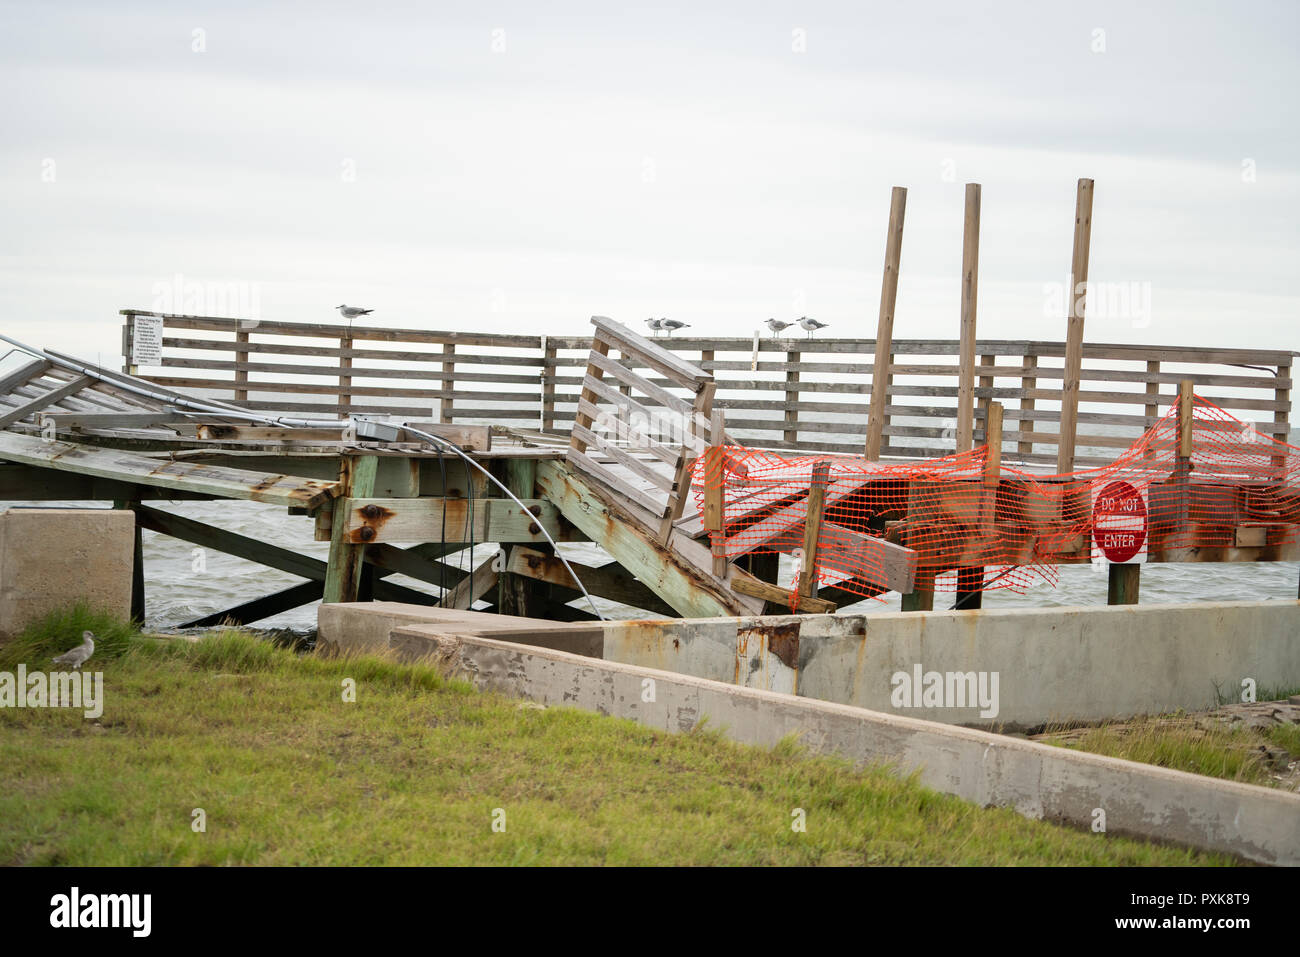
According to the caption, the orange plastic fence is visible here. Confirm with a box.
[695,396,1300,601]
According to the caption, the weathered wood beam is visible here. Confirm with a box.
[536,460,763,618]
[1057,177,1094,472]
[866,185,907,460]
[496,457,549,617]
[0,431,339,509]
[439,554,500,610]
[324,455,379,603]
[181,580,323,628]
[505,546,676,617]
[956,183,981,453]
[731,572,836,614]
[133,502,433,604]
[0,463,215,501]
[338,496,580,545]
[798,460,830,599]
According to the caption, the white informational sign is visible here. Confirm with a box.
[1090,479,1149,564]
[131,315,163,366]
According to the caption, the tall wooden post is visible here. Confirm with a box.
[703,409,728,578]
[1057,178,1094,473]
[956,183,981,452]
[323,455,379,604]
[866,186,907,460]
[439,343,456,424]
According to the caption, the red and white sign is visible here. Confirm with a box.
[1091,480,1148,563]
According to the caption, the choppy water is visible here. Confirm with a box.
[113,499,1295,630]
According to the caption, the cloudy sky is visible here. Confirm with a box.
[1,0,1296,366]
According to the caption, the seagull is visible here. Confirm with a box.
[765,318,792,338]
[644,318,664,336]
[336,305,374,320]
[798,316,829,338]
[658,318,690,337]
[52,631,95,671]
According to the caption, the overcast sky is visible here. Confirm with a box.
[2,0,1296,366]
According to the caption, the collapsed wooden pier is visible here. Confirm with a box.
[0,179,1295,625]
[0,308,1293,627]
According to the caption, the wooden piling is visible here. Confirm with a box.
[956,183,981,453]
[1057,177,1094,473]
[323,455,379,604]
[1107,563,1141,605]
[866,186,907,461]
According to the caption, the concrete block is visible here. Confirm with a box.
[0,507,134,643]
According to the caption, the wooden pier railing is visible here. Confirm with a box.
[122,310,1294,467]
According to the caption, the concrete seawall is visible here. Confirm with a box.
[398,629,1300,866]
[319,599,1300,729]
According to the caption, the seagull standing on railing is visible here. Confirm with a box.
[658,318,690,337]
[644,318,664,336]
[52,631,95,670]
[798,316,829,338]
[336,305,374,320]
[765,318,792,338]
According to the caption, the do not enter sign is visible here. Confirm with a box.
[1092,480,1148,563]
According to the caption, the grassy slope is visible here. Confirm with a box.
[1038,713,1300,788]
[0,619,1225,865]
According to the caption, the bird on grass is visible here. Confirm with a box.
[336,305,374,320]
[644,318,664,335]
[52,631,95,670]
[798,316,829,338]
[765,318,793,338]
[658,318,690,337]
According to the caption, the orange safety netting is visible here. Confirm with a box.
[695,396,1300,602]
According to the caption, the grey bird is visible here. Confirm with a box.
[336,304,374,320]
[798,316,829,338]
[658,318,690,337]
[52,631,95,670]
[765,318,792,338]
[644,318,664,336]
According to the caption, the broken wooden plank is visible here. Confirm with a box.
[0,430,339,509]
[0,375,96,428]
[536,459,762,618]
[567,447,668,517]
[505,546,676,617]
[439,553,500,609]
[730,572,836,614]
[589,316,711,388]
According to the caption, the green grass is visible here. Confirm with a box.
[0,616,1228,865]
[0,601,137,670]
[1039,714,1297,788]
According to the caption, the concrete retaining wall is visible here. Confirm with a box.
[323,599,1300,729]
[0,507,134,642]
[406,630,1300,866]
